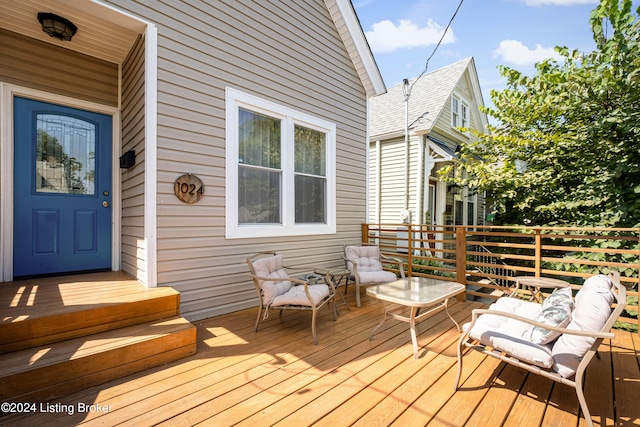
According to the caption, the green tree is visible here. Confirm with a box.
[446,0,640,227]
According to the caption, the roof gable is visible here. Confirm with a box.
[324,0,386,97]
[369,57,486,139]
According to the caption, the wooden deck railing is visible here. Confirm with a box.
[362,223,639,333]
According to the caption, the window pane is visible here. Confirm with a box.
[238,165,281,224]
[238,108,281,168]
[452,98,459,127]
[461,104,468,127]
[295,125,325,176]
[295,175,326,223]
[35,114,96,195]
[455,200,464,225]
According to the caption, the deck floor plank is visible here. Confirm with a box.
[0,274,637,427]
[300,302,476,427]
[502,372,554,427]
[612,331,640,427]
[258,304,471,427]
[465,363,529,426]
[172,308,420,426]
[421,350,506,426]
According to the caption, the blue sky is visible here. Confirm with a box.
[352,0,639,107]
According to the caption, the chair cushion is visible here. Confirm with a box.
[271,284,331,307]
[465,298,554,368]
[552,275,613,378]
[530,287,573,345]
[356,270,398,285]
[251,255,292,307]
[345,246,383,273]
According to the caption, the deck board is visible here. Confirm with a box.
[0,283,637,427]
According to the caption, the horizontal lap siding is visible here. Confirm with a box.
[121,35,147,282]
[375,137,419,224]
[0,29,118,106]
[108,0,369,320]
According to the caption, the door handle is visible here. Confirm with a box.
[103,201,110,208]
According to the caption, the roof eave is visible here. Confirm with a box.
[324,0,386,97]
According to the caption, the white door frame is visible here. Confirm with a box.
[0,84,121,281]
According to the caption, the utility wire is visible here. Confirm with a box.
[408,0,465,95]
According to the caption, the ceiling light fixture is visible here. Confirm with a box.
[37,12,77,41]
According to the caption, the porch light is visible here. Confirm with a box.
[448,183,462,195]
[37,13,77,41]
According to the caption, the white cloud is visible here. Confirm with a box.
[493,39,562,65]
[364,19,455,54]
[523,0,598,5]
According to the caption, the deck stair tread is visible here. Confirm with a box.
[0,272,196,404]
[0,316,196,402]
[1,277,180,353]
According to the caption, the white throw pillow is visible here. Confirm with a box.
[552,275,613,378]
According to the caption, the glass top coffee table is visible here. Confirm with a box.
[366,277,465,359]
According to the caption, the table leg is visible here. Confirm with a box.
[333,275,350,313]
[444,298,461,332]
[410,306,420,359]
[369,301,388,341]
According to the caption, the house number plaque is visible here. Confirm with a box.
[174,174,204,204]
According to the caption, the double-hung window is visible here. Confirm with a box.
[451,95,469,129]
[226,87,336,238]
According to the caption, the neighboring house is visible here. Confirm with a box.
[368,57,489,227]
[0,0,385,320]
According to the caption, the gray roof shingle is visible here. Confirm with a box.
[370,57,473,138]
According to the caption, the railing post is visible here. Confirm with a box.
[534,228,542,277]
[361,223,368,244]
[456,226,466,301]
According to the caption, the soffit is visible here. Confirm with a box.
[0,0,143,64]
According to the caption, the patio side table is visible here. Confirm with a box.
[316,268,351,314]
[514,276,571,303]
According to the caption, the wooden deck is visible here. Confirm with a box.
[0,272,196,404]
[1,285,638,426]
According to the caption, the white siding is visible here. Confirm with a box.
[371,136,420,224]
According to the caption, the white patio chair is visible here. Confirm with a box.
[246,252,337,345]
[455,271,626,427]
[343,244,404,308]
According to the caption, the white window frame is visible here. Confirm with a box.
[225,87,336,239]
[451,95,469,130]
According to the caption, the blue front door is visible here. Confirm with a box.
[13,97,113,277]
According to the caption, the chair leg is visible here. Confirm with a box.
[454,335,465,391]
[311,307,319,345]
[356,283,362,308]
[255,305,263,332]
[575,370,594,427]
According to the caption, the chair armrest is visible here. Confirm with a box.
[467,308,615,339]
[380,254,405,279]
[249,274,309,286]
[249,274,333,305]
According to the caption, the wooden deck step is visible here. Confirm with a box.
[0,272,181,353]
[0,316,196,403]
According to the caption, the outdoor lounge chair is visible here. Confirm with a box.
[344,244,404,308]
[246,252,337,345]
[455,271,626,427]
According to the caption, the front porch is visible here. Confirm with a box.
[1,281,638,426]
